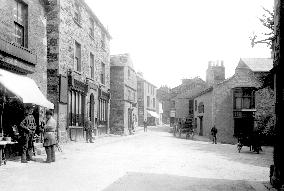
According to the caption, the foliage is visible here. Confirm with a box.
[250,7,275,48]
[256,113,275,145]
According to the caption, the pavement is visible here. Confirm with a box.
[0,125,273,191]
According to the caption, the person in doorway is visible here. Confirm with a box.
[84,118,94,143]
[211,125,218,144]
[143,119,148,132]
[19,105,37,163]
[43,110,57,163]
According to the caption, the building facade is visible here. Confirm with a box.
[193,58,273,144]
[137,73,157,126]
[169,77,207,126]
[156,86,171,124]
[110,53,138,135]
[0,0,48,135]
[44,0,111,141]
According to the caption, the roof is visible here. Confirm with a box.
[175,86,209,100]
[239,58,273,72]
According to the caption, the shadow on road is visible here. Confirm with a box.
[103,172,266,191]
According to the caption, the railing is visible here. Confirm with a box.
[0,38,37,65]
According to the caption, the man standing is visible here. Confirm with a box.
[143,119,148,132]
[211,125,218,144]
[43,110,57,163]
[84,118,94,143]
[19,105,37,163]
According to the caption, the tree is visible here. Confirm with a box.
[250,7,275,48]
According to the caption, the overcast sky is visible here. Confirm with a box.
[85,0,273,88]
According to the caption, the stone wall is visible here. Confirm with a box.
[45,0,110,141]
[0,0,47,95]
[194,91,213,138]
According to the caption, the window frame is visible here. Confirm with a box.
[74,41,81,72]
[100,62,106,85]
[90,52,95,79]
[74,1,81,25]
[13,0,28,48]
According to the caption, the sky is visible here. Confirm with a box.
[85,0,274,88]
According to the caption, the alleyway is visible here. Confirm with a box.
[0,126,272,191]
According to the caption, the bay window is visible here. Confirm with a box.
[233,88,255,110]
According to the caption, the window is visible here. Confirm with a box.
[128,69,131,79]
[233,88,255,110]
[74,2,80,24]
[89,18,94,37]
[90,53,94,78]
[74,41,81,72]
[195,100,197,111]
[147,96,150,107]
[153,98,155,108]
[128,89,131,100]
[68,90,84,126]
[13,0,28,47]
[100,62,105,84]
[148,84,150,93]
[99,99,107,123]
[101,32,106,50]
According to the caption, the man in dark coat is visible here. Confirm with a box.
[143,119,148,132]
[19,105,37,163]
[84,118,94,143]
[211,125,218,144]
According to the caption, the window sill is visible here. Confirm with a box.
[73,18,82,28]
[73,70,82,75]
[89,34,95,41]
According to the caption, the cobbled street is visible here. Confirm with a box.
[0,126,273,191]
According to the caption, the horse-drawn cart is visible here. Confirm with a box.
[174,119,195,139]
[236,132,262,154]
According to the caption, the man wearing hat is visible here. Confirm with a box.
[19,104,37,163]
[43,110,57,163]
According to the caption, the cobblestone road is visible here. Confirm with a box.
[0,126,273,191]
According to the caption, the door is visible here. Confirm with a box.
[128,108,133,132]
[199,116,203,136]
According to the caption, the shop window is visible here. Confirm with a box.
[99,99,107,123]
[68,90,84,126]
[13,0,28,47]
[90,53,95,79]
[233,88,255,110]
[74,41,81,72]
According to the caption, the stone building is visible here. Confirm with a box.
[156,86,171,124]
[0,0,47,94]
[0,0,49,135]
[169,77,207,125]
[110,53,137,135]
[193,58,273,144]
[44,0,111,141]
[137,73,158,126]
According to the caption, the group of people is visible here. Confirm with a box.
[18,105,57,163]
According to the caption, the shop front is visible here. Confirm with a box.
[0,69,53,165]
[97,88,110,135]
[67,75,88,141]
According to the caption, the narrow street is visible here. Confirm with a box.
[0,126,272,191]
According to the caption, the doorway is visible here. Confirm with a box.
[199,116,203,136]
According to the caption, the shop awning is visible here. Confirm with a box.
[147,110,159,118]
[0,68,54,109]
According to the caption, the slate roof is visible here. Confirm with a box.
[174,85,210,100]
[239,58,273,72]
